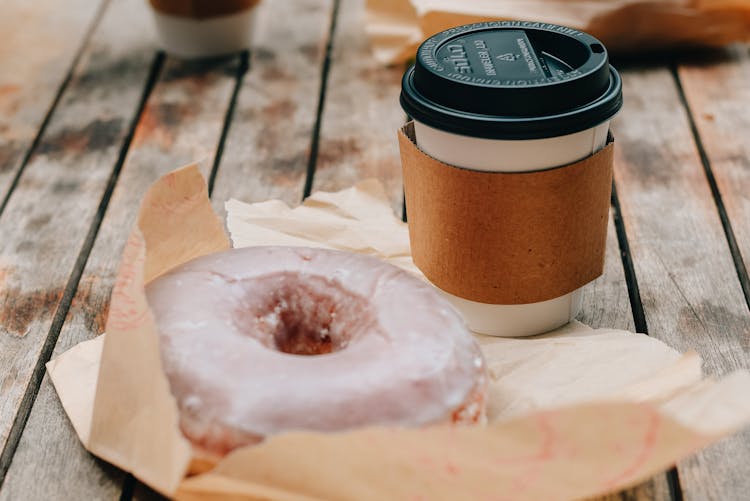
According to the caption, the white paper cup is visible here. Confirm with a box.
[400,21,623,337]
[412,119,610,337]
[149,4,259,58]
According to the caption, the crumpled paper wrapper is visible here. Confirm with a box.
[367,0,750,65]
[48,165,750,500]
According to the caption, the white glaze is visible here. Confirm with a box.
[146,246,486,455]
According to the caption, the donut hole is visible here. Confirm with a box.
[242,272,376,356]
[272,305,338,355]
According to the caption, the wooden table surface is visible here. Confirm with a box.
[1,0,749,499]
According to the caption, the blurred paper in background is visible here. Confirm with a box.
[366,0,750,64]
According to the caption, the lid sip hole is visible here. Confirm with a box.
[590,43,604,54]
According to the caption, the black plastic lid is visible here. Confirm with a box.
[400,21,623,139]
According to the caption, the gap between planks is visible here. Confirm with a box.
[207,52,250,197]
[302,0,342,201]
[308,0,406,210]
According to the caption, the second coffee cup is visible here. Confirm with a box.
[399,21,623,337]
[148,0,261,58]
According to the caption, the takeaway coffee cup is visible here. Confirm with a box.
[148,0,261,58]
[399,21,623,337]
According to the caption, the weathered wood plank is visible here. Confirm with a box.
[613,65,750,501]
[0,13,240,501]
[0,0,157,492]
[310,0,405,211]
[210,0,334,212]
[0,0,104,203]
[677,46,750,302]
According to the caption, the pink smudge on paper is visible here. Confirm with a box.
[602,406,662,489]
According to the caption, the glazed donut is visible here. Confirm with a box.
[146,246,487,457]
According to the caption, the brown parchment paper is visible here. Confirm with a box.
[89,165,230,494]
[366,0,750,65]
[48,166,750,500]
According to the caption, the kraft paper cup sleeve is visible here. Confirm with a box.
[399,121,614,305]
[149,0,261,19]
